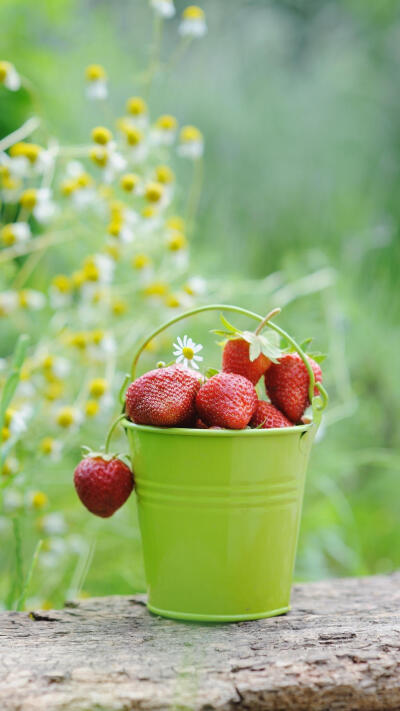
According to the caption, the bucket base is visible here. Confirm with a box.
[147,603,290,623]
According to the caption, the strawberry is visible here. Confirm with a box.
[125,365,201,427]
[74,455,134,518]
[250,400,293,429]
[195,372,257,429]
[265,353,322,423]
[222,338,271,385]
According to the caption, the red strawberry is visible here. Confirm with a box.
[265,353,322,423]
[222,338,271,385]
[250,400,293,429]
[196,372,257,429]
[125,365,201,427]
[74,456,134,518]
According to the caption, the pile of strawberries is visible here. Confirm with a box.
[125,337,322,431]
[73,315,323,518]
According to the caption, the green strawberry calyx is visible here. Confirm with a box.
[284,337,327,364]
[212,313,282,363]
[81,446,132,470]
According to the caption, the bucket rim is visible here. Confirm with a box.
[122,417,314,437]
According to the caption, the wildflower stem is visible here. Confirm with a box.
[16,539,43,611]
[144,14,163,100]
[0,116,41,153]
[0,229,79,264]
[165,36,193,72]
[11,517,24,610]
[185,156,203,235]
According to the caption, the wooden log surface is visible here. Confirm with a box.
[0,573,399,711]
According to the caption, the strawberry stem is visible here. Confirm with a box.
[254,308,281,336]
[104,413,126,454]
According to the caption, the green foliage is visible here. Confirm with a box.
[0,0,399,611]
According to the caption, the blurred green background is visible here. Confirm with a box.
[1,0,399,603]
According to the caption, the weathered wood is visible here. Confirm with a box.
[0,573,399,711]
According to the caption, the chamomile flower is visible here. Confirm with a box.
[63,161,97,210]
[50,274,73,308]
[179,6,207,37]
[89,144,126,184]
[1,222,31,246]
[18,289,46,311]
[55,405,83,430]
[85,64,108,100]
[126,96,148,129]
[152,115,178,146]
[184,275,207,296]
[0,61,21,91]
[173,335,203,370]
[39,437,63,460]
[9,142,54,177]
[150,0,175,17]
[20,188,57,223]
[177,125,204,159]
[39,512,67,536]
[82,254,115,284]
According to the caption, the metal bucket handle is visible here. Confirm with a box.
[128,304,328,425]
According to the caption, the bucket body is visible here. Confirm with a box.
[125,421,316,622]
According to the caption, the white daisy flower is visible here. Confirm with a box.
[173,335,203,370]
[177,125,204,159]
[33,188,57,223]
[85,64,108,100]
[151,115,178,146]
[150,0,175,17]
[40,512,67,536]
[1,222,31,246]
[18,289,46,311]
[0,61,21,91]
[179,6,207,38]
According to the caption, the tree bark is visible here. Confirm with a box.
[0,573,399,711]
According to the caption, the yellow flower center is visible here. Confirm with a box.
[85,400,99,417]
[180,125,202,143]
[83,258,99,282]
[85,64,106,81]
[69,332,88,349]
[52,274,71,293]
[40,437,55,454]
[92,126,112,145]
[56,407,75,428]
[0,61,10,81]
[126,96,147,115]
[182,5,205,20]
[20,189,37,209]
[18,290,30,308]
[90,146,108,167]
[61,179,77,196]
[156,114,177,131]
[5,408,15,426]
[141,205,156,219]
[166,215,186,232]
[42,355,54,370]
[125,127,143,146]
[2,427,10,441]
[44,381,64,401]
[112,299,127,315]
[1,224,16,245]
[108,220,122,237]
[156,164,174,184]
[76,172,92,188]
[145,181,164,203]
[132,254,151,270]
[145,281,168,296]
[89,378,108,398]
[120,173,139,192]
[182,346,194,359]
[104,244,120,261]
[32,491,48,510]
[165,294,181,308]
[167,231,187,251]
[91,329,104,344]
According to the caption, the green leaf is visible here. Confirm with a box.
[300,337,313,351]
[219,314,240,334]
[259,334,282,363]
[205,367,220,379]
[249,339,261,361]
[309,352,327,364]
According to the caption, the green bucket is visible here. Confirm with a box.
[120,304,327,622]
[124,420,318,622]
